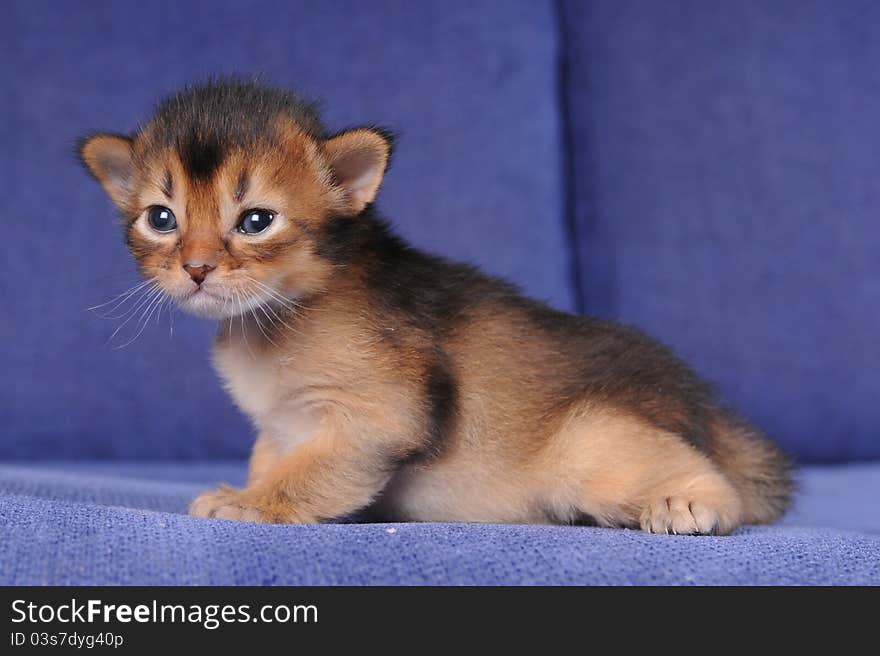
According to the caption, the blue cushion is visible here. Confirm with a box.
[561,0,880,461]
[1,462,878,585]
[0,0,570,460]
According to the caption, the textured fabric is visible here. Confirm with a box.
[561,0,880,462]
[0,0,570,460]
[1,461,878,585]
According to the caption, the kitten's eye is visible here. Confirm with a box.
[147,206,177,233]
[238,209,274,234]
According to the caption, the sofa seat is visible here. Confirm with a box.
[1,461,877,585]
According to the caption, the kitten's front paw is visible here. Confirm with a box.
[188,485,269,523]
[639,497,720,535]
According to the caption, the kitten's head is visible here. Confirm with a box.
[79,80,392,319]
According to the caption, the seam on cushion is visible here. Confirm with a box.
[553,0,586,314]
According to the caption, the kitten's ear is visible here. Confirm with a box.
[79,133,135,208]
[323,128,393,214]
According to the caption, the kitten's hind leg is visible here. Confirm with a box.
[638,482,740,536]
[632,447,743,535]
[551,411,744,535]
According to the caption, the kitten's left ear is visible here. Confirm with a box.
[79,133,135,209]
[323,128,393,214]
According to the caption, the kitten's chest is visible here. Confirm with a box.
[211,339,320,449]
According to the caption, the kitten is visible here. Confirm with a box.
[80,80,792,534]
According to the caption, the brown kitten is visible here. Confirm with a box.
[80,80,792,534]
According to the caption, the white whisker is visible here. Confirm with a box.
[243,280,307,339]
[249,303,278,348]
[99,281,160,320]
[154,296,167,325]
[240,282,291,345]
[255,298,282,332]
[86,278,156,314]
[113,285,166,349]
[236,289,255,358]
[108,284,163,342]
[263,299,302,335]
[245,275,316,313]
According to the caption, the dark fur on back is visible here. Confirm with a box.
[314,208,716,452]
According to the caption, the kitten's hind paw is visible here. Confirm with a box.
[639,497,720,535]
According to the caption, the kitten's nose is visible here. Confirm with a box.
[183,263,216,285]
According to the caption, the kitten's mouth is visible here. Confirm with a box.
[176,285,269,320]
[177,286,233,318]
[189,287,221,300]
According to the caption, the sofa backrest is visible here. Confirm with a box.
[3,1,877,464]
[561,0,880,461]
[0,0,571,459]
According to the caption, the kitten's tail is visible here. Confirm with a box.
[708,412,795,524]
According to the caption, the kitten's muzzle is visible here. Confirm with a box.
[183,263,216,285]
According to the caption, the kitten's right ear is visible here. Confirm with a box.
[78,133,135,208]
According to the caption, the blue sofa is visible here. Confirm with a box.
[1,0,878,585]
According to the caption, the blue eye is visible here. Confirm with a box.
[147,206,177,232]
[238,209,274,234]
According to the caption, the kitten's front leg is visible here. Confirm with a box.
[189,484,265,522]
[246,433,281,485]
[188,433,281,520]
[188,424,396,524]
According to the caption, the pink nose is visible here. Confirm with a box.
[183,263,215,285]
